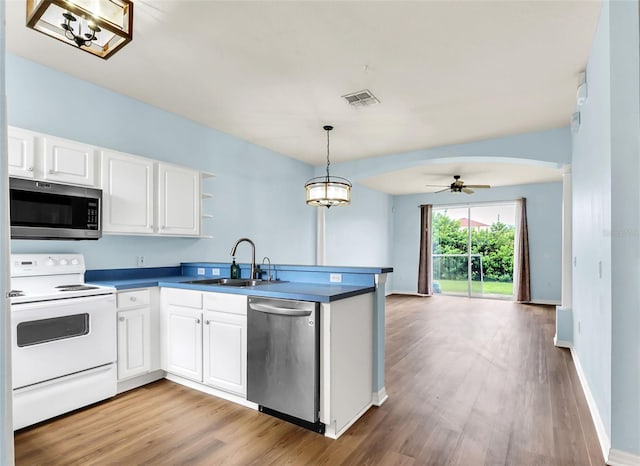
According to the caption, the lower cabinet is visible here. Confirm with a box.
[117,308,151,380]
[161,288,247,397]
[203,309,246,397]
[116,288,159,381]
[165,306,203,381]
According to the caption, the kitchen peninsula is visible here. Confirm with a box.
[88,262,392,439]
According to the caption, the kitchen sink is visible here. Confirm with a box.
[182,278,283,287]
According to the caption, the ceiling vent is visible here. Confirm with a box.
[342,89,380,107]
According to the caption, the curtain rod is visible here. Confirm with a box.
[418,198,523,208]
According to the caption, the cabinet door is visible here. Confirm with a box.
[157,163,200,236]
[101,150,155,234]
[7,127,35,178]
[165,306,202,381]
[43,135,97,186]
[117,308,151,380]
[203,310,247,396]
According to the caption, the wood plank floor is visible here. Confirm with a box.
[14,295,604,465]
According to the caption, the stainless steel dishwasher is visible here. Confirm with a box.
[247,296,324,433]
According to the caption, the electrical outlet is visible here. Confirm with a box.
[330,273,342,283]
[212,268,221,276]
[197,268,205,275]
[137,256,145,267]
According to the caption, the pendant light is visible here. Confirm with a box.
[26,0,133,60]
[305,125,352,207]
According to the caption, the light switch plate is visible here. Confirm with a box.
[330,273,342,283]
[197,268,205,275]
[212,268,221,276]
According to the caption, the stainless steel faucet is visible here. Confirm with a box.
[262,256,272,281]
[230,238,256,279]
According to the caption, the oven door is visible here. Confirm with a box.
[11,294,116,389]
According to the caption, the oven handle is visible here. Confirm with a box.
[10,293,115,311]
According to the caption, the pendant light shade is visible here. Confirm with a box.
[305,125,352,207]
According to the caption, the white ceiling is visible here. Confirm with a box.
[5,0,600,194]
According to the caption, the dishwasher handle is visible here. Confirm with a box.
[250,302,312,317]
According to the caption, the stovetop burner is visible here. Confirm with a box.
[55,285,100,291]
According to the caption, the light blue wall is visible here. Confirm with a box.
[324,182,393,269]
[572,0,640,456]
[391,182,563,303]
[6,54,316,269]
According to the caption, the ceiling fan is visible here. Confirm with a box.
[426,175,491,194]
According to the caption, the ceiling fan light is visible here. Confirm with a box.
[26,0,133,59]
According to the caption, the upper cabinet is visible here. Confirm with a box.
[42,135,97,187]
[101,150,155,235]
[8,126,98,187]
[8,127,35,179]
[8,126,213,238]
[157,163,200,237]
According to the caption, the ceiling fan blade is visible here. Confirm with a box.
[464,184,491,189]
[462,188,474,194]
[424,184,448,187]
[434,187,450,193]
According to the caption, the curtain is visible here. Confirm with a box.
[514,197,531,302]
[418,204,433,295]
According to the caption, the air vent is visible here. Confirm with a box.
[342,89,380,106]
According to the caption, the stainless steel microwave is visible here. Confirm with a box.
[9,178,102,240]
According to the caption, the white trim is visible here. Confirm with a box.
[116,370,165,394]
[389,290,431,297]
[608,449,640,466]
[570,347,611,462]
[529,299,561,306]
[553,336,572,348]
[165,374,258,410]
[324,402,373,440]
[316,208,326,265]
[371,387,388,406]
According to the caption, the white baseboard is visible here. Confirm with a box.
[371,387,388,406]
[553,335,572,349]
[117,370,165,394]
[324,402,374,440]
[570,348,611,462]
[529,299,562,306]
[389,290,431,297]
[165,374,258,410]
[608,448,640,466]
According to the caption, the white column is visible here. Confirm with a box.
[316,208,326,265]
[0,2,16,461]
[561,170,573,309]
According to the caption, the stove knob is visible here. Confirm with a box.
[71,259,80,265]
[59,259,68,266]
[46,259,55,266]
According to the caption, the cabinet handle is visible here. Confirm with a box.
[205,320,210,325]
[48,169,54,174]
[119,316,125,322]
[27,167,33,172]
[196,318,201,324]
[130,296,137,302]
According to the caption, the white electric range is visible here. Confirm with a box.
[9,254,117,430]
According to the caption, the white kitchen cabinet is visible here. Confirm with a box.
[203,293,247,396]
[7,126,36,179]
[161,288,203,382]
[101,150,155,234]
[42,135,97,187]
[157,163,200,236]
[116,289,155,381]
[117,308,151,380]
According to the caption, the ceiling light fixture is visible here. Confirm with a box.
[26,0,134,60]
[305,125,351,208]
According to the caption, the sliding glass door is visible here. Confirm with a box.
[432,203,516,299]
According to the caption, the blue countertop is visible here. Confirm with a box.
[87,263,392,302]
[89,275,375,302]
